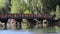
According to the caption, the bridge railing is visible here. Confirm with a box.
[0,14,53,19]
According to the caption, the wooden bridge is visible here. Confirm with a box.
[0,14,56,29]
[0,14,54,19]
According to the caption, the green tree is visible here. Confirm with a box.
[0,0,11,13]
[41,0,57,14]
[10,0,26,14]
[28,0,42,14]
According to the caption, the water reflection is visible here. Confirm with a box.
[0,28,59,34]
[7,19,16,30]
[0,21,5,30]
[0,27,60,34]
[0,19,60,34]
[0,30,32,34]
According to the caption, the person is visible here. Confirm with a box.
[7,19,17,30]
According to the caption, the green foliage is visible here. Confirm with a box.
[28,0,42,14]
[55,5,60,18]
[10,0,26,14]
[24,10,32,14]
[0,0,60,19]
[0,0,11,13]
[0,0,2,9]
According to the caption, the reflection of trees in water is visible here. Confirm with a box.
[0,18,22,30]
[0,18,60,31]
[0,21,5,29]
[0,19,36,29]
[21,19,30,30]
[7,19,17,30]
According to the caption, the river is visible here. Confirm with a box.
[0,26,60,34]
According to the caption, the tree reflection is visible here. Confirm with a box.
[0,18,60,33]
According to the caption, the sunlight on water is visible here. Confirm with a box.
[0,30,32,34]
[0,30,60,34]
[0,27,60,34]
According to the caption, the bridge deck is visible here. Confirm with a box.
[0,14,53,19]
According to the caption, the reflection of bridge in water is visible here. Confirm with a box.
[0,14,55,29]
